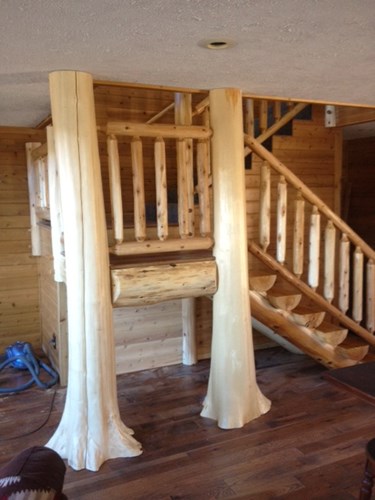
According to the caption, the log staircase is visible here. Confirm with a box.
[26,90,375,373]
[244,101,375,368]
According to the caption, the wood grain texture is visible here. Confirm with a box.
[0,126,45,352]
[0,348,372,499]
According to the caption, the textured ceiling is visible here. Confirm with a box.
[1,0,375,127]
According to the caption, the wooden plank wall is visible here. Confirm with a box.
[247,105,340,292]
[38,225,68,385]
[343,136,375,248]
[0,127,45,353]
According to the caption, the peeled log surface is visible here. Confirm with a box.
[111,259,217,306]
[110,236,214,256]
[248,271,277,292]
[267,283,302,311]
[47,71,142,471]
[290,305,326,328]
[250,291,357,369]
[202,88,270,429]
[335,335,369,362]
[314,321,348,347]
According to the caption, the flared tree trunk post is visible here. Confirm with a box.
[201,88,271,428]
[47,71,142,471]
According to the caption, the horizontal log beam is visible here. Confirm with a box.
[335,107,375,127]
[110,236,214,256]
[112,259,217,306]
[105,122,211,140]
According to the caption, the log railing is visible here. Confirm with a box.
[105,121,213,256]
[245,134,375,336]
[244,99,308,154]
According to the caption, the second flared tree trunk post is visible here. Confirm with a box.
[201,88,271,428]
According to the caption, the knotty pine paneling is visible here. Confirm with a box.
[38,225,68,385]
[344,136,375,248]
[0,127,45,352]
[247,105,340,291]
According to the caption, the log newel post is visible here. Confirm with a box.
[201,88,271,429]
[46,71,142,471]
[107,134,124,244]
[175,93,198,366]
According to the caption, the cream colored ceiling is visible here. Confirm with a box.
[1,0,374,128]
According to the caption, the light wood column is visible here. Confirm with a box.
[175,92,198,366]
[46,71,142,471]
[201,88,271,429]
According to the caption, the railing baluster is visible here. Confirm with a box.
[339,234,350,313]
[245,99,254,136]
[366,259,375,332]
[293,191,305,277]
[324,220,336,303]
[352,247,364,322]
[154,137,168,241]
[273,101,281,122]
[308,206,320,289]
[259,100,268,134]
[131,137,146,242]
[177,138,195,238]
[107,135,124,244]
[276,175,287,264]
[197,140,211,237]
[37,157,48,208]
[259,161,271,251]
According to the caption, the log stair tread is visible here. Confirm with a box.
[249,271,277,292]
[335,334,370,361]
[290,304,326,328]
[313,321,348,347]
[266,281,302,311]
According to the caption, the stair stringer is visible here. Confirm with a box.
[250,290,360,369]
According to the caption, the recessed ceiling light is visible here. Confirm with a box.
[198,38,236,50]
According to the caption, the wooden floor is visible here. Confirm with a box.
[1,347,374,499]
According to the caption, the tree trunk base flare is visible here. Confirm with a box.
[47,414,142,471]
[201,88,271,429]
[47,70,142,471]
[201,386,271,430]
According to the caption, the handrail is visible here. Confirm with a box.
[146,102,175,124]
[244,101,308,156]
[105,121,211,140]
[248,240,375,347]
[244,134,375,262]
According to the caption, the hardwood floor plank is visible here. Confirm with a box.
[0,348,373,499]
